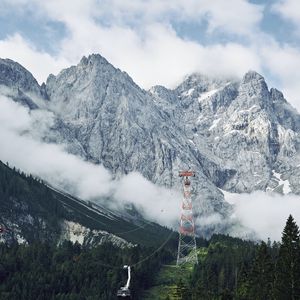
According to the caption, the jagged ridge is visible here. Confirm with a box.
[1,54,300,236]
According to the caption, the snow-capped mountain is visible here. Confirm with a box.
[1,54,299,235]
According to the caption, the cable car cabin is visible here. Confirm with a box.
[179,171,195,177]
[117,265,132,299]
[117,287,131,298]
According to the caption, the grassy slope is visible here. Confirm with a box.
[142,248,207,299]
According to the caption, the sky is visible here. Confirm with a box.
[0,0,300,110]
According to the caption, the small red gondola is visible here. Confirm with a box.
[179,171,195,177]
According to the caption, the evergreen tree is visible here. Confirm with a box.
[235,264,250,300]
[248,241,274,299]
[175,278,190,300]
[274,215,300,300]
[0,241,173,299]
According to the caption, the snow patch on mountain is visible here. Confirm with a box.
[272,171,292,194]
[209,118,221,131]
[198,88,220,102]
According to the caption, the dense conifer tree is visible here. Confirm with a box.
[248,241,274,299]
[274,215,300,300]
[0,241,173,299]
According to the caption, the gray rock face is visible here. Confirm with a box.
[0,58,47,108]
[1,54,300,236]
[151,70,300,197]
[0,58,40,93]
[44,55,235,234]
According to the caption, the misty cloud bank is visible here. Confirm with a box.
[0,95,181,227]
[224,191,300,241]
[1,96,300,241]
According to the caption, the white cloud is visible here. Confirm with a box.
[0,95,180,226]
[0,95,31,131]
[272,0,300,30]
[0,23,262,89]
[261,43,300,107]
[108,0,263,36]
[21,0,263,36]
[196,213,223,227]
[225,191,300,241]
[0,0,264,88]
[114,172,181,227]
[1,0,300,114]
[31,0,263,89]
[0,34,69,83]
[0,96,113,199]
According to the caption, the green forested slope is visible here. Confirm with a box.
[1,160,300,299]
[142,216,300,300]
[0,240,173,299]
[0,161,176,247]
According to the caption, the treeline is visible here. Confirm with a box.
[188,215,300,299]
[0,240,173,299]
[0,160,67,243]
[0,160,178,247]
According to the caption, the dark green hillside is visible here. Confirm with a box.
[0,161,176,247]
[2,160,300,299]
[0,240,173,300]
[142,216,300,300]
[142,235,258,299]
[185,218,300,299]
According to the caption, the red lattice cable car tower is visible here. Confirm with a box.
[177,171,198,265]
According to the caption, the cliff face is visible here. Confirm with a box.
[1,54,300,236]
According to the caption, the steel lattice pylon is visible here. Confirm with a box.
[177,171,198,265]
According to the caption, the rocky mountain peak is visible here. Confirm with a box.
[79,53,109,66]
[149,85,177,106]
[240,70,268,93]
[2,53,300,235]
[45,53,146,120]
[176,73,231,96]
[240,70,268,92]
[270,88,285,103]
[241,70,265,83]
[236,70,271,110]
[76,53,117,76]
[0,58,42,96]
